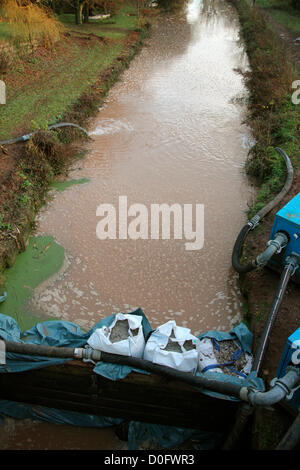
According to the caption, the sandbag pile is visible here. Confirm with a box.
[143,320,200,373]
[87,314,252,378]
[87,313,145,358]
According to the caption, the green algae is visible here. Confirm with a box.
[0,236,65,332]
[50,178,90,192]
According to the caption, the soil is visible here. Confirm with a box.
[243,172,300,380]
[213,340,248,375]
[242,11,300,382]
[109,319,130,343]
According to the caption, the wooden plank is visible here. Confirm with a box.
[0,363,239,431]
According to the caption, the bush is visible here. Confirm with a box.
[1,0,61,47]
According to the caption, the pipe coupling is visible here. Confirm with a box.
[266,232,288,254]
[74,347,102,362]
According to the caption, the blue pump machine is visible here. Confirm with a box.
[268,192,300,284]
[276,328,300,414]
[268,193,300,412]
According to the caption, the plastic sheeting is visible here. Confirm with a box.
[0,311,264,449]
[0,308,152,378]
[0,400,122,428]
[127,421,222,450]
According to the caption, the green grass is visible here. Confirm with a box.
[50,178,90,192]
[256,0,300,36]
[0,22,14,41]
[0,3,140,140]
[57,4,138,34]
[0,40,123,140]
[229,0,300,219]
[247,97,300,218]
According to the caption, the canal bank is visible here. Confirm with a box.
[0,0,256,450]
[229,0,300,449]
[0,3,152,330]
[0,3,298,452]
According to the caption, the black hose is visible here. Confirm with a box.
[232,148,293,274]
[252,256,298,375]
[100,351,243,398]
[225,148,294,449]
[232,224,256,274]
[4,340,244,400]
[0,122,89,146]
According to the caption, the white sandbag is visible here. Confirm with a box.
[239,351,253,376]
[198,338,253,378]
[198,338,224,374]
[87,313,145,358]
[143,320,200,373]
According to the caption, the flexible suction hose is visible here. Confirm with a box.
[0,122,89,146]
[2,340,300,407]
[224,148,295,449]
[3,340,244,400]
[232,147,294,274]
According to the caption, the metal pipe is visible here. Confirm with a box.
[255,232,288,268]
[232,148,293,274]
[252,255,299,375]
[240,367,300,406]
[222,366,300,448]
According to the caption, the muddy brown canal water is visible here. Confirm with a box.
[1,0,254,449]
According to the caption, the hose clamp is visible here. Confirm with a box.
[269,377,291,396]
[285,255,300,277]
[269,377,300,401]
[248,215,260,230]
[242,385,261,405]
[266,232,288,254]
[266,238,283,253]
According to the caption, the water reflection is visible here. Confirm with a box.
[34,0,253,335]
[186,0,203,24]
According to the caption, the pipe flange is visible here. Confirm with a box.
[269,377,291,396]
[243,385,262,405]
[266,239,284,254]
[285,255,300,276]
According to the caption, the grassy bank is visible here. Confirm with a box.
[0,2,154,329]
[230,0,300,449]
[0,3,146,140]
[229,0,300,219]
[256,0,300,36]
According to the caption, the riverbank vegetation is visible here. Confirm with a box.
[0,0,154,275]
[256,0,300,36]
[231,0,300,448]
[230,0,300,217]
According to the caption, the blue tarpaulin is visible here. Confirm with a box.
[0,311,264,449]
